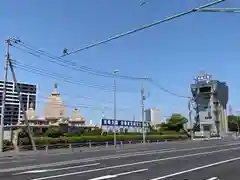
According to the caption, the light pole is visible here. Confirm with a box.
[113,69,119,147]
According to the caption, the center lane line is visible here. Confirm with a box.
[30,146,240,180]
[88,169,148,180]
[0,159,36,164]
[205,177,220,180]
[14,163,100,175]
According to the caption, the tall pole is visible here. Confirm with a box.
[0,39,10,152]
[8,59,36,151]
[188,98,193,140]
[141,81,146,143]
[113,69,118,147]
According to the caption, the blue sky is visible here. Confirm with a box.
[0,0,239,124]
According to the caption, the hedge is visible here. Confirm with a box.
[18,134,188,146]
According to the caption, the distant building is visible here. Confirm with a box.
[0,80,37,125]
[145,108,161,125]
[44,81,67,122]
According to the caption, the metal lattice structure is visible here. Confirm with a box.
[190,72,228,137]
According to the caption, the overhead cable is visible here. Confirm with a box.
[197,8,240,13]
[38,91,113,104]
[11,41,191,99]
[37,95,129,111]
[11,41,147,81]
[12,59,136,92]
[61,0,224,56]
[149,79,190,99]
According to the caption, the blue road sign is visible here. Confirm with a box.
[101,119,149,127]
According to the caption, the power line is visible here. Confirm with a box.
[61,0,224,57]
[11,41,147,81]
[37,95,130,112]
[149,79,190,99]
[197,8,240,13]
[11,40,192,99]
[12,59,137,93]
[38,91,113,104]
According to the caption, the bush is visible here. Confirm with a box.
[17,134,188,146]
[44,127,64,138]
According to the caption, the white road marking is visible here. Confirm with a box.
[30,146,240,180]
[90,175,115,180]
[115,148,176,153]
[0,159,36,164]
[18,170,48,174]
[206,177,220,180]
[88,169,148,180]
[14,163,100,175]
[3,141,240,174]
[150,157,240,180]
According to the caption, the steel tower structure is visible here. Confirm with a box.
[190,72,228,137]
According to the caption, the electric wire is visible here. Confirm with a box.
[10,41,190,99]
[38,91,113,104]
[11,41,147,81]
[197,8,240,13]
[37,95,129,112]
[60,0,224,56]
[149,79,190,99]
[11,59,116,92]
[12,57,189,99]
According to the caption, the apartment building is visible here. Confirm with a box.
[0,81,37,125]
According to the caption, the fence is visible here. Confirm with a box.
[4,139,173,152]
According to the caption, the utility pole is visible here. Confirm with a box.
[141,81,146,143]
[8,59,36,151]
[0,38,36,151]
[113,69,119,147]
[188,98,193,140]
[0,39,10,152]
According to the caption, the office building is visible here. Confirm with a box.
[0,80,37,125]
[145,108,161,125]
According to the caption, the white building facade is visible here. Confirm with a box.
[145,108,161,125]
[0,81,37,125]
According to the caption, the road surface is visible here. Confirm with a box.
[0,139,240,179]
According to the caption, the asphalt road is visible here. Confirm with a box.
[0,139,240,180]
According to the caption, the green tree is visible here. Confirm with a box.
[228,115,240,133]
[167,113,188,132]
[44,127,64,138]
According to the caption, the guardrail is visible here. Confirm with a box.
[4,139,171,152]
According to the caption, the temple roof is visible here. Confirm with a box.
[69,108,85,122]
[44,81,66,119]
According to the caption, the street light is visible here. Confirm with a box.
[113,69,119,147]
